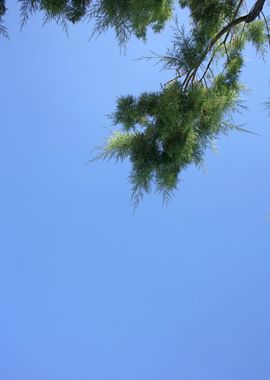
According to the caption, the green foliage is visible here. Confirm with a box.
[15,0,174,43]
[1,1,270,205]
[90,0,173,45]
[245,20,268,55]
[99,0,270,205]
[101,72,241,205]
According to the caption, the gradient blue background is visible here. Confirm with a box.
[0,2,270,379]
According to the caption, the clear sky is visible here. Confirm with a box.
[0,3,270,380]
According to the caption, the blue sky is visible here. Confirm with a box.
[0,3,270,379]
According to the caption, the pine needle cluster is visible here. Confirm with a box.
[1,1,269,205]
[99,0,270,205]
[2,0,173,42]
[101,69,242,205]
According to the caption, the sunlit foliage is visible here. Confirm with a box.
[1,1,269,205]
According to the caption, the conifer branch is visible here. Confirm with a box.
[164,0,266,91]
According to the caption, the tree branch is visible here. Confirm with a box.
[164,0,267,91]
[201,0,266,67]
